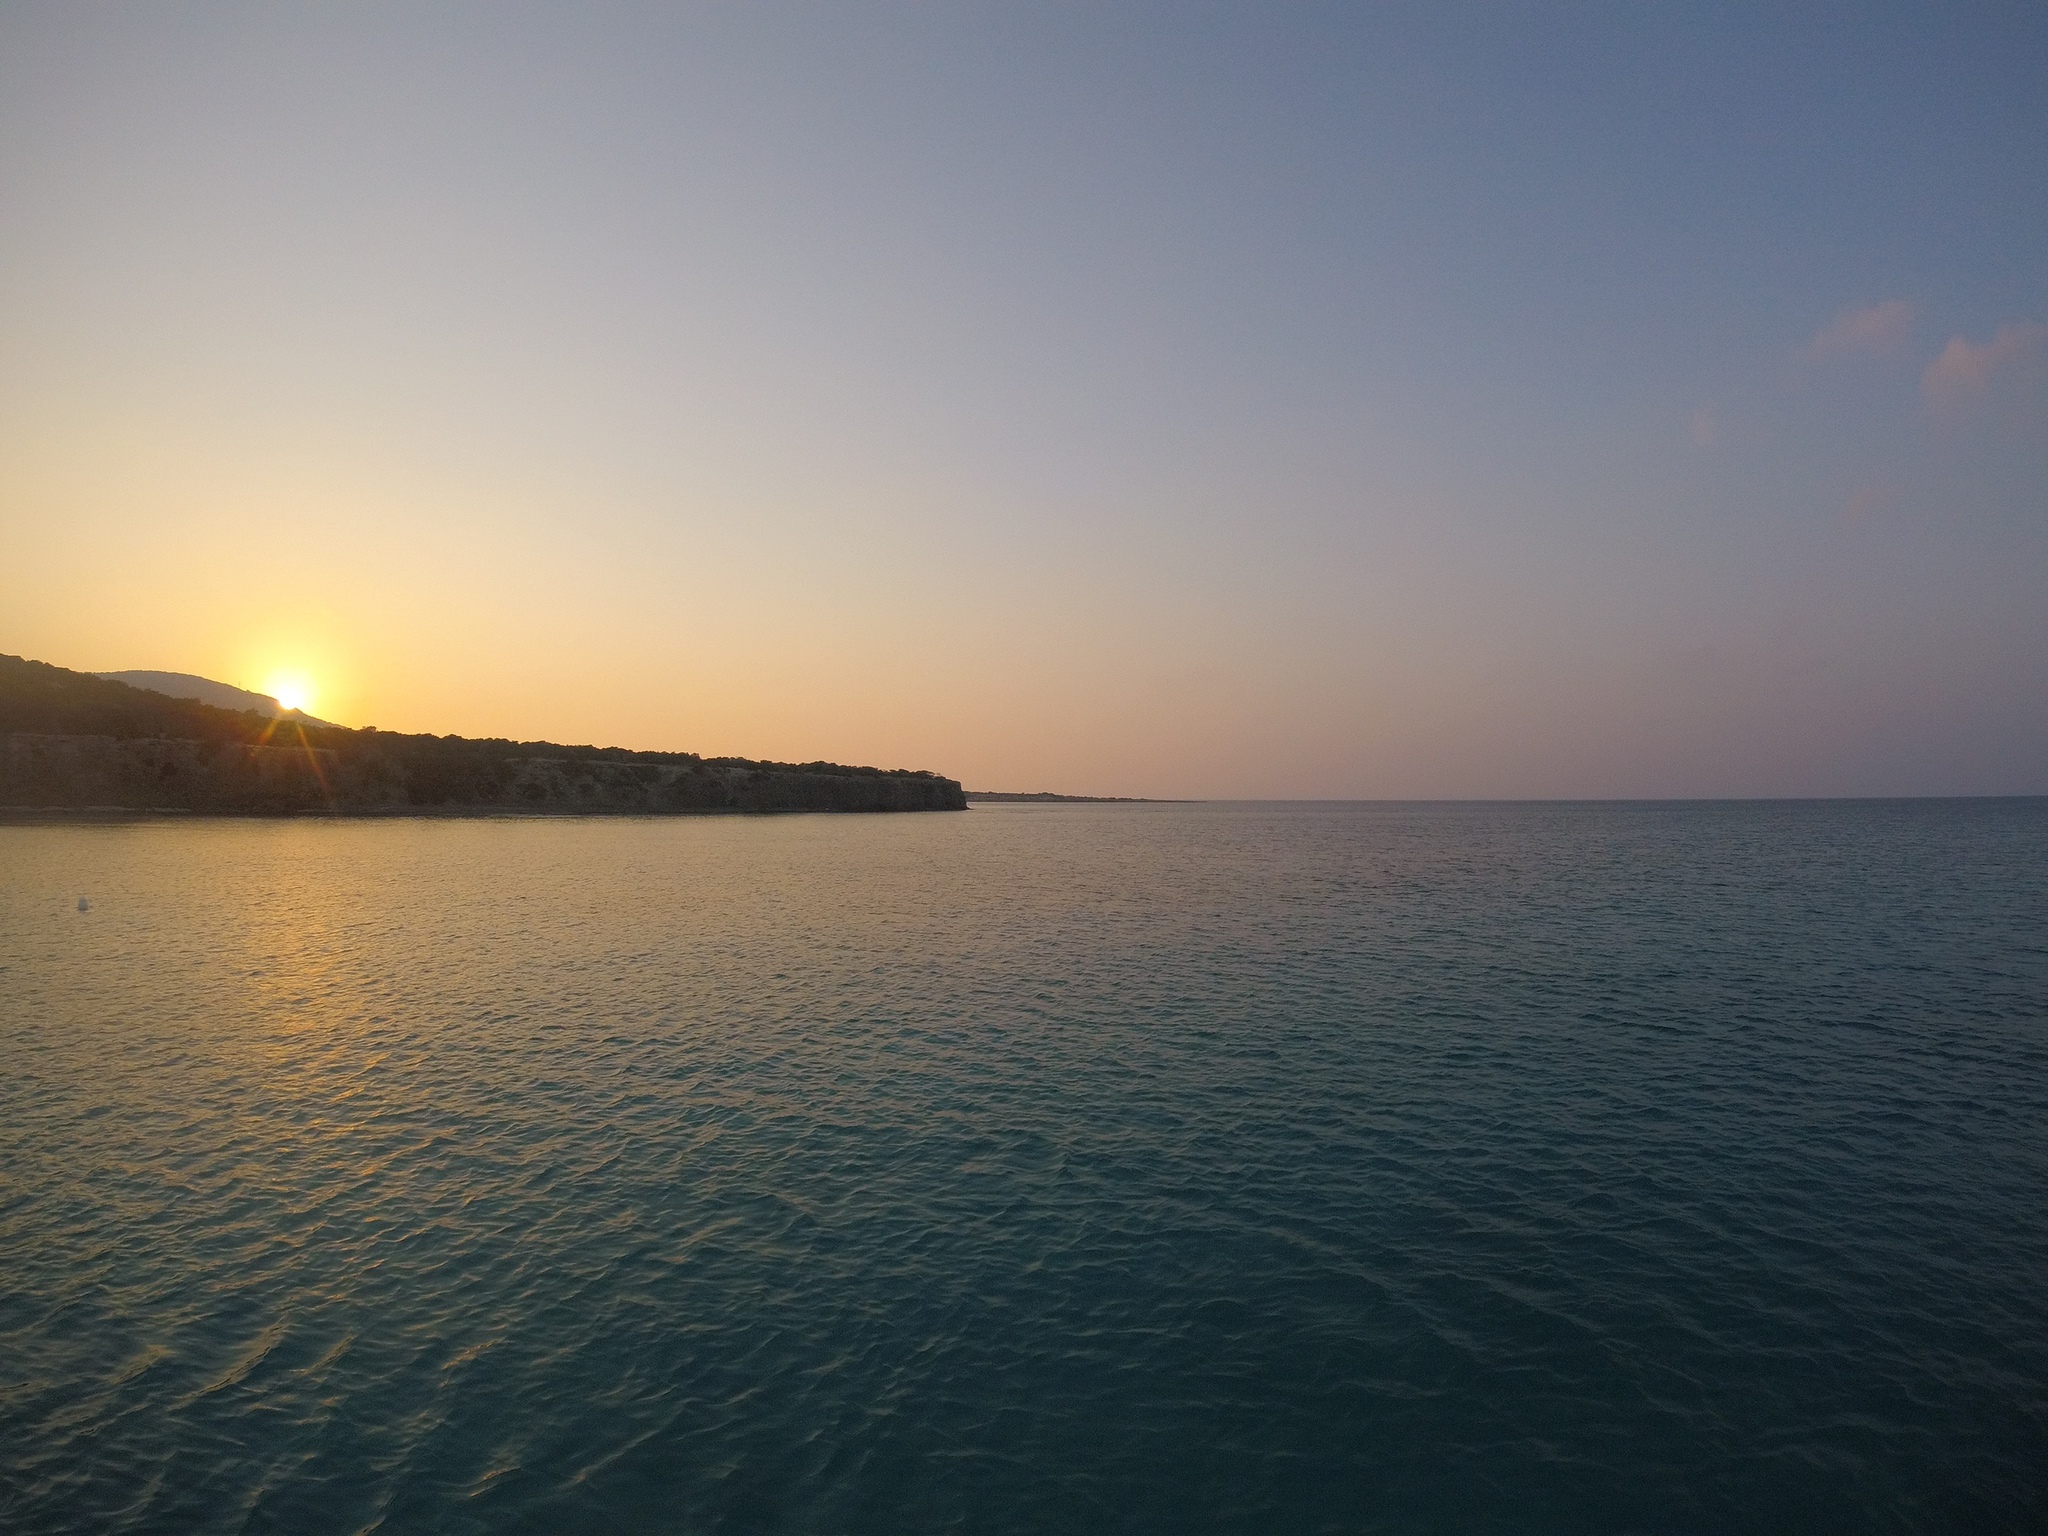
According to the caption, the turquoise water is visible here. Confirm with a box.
[3,801,2045,1533]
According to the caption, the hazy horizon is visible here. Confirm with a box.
[4,5,2044,798]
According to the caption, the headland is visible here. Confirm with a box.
[0,655,965,816]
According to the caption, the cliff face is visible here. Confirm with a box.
[2,733,967,814]
[0,655,966,815]
[4,734,344,814]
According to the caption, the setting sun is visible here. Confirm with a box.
[265,675,314,715]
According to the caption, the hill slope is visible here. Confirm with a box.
[96,669,337,727]
[2,654,964,815]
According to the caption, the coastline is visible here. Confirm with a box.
[0,803,948,822]
[964,791,1187,803]
[2,657,969,817]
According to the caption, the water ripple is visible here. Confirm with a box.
[2,801,2046,1532]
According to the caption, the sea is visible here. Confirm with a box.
[3,801,2045,1534]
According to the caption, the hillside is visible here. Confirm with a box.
[96,669,339,726]
[0,654,964,815]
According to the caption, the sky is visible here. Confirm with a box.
[2,3,2043,797]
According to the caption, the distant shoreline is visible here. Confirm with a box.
[0,805,907,823]
[3,654,966,816]
[964,791,1188,803]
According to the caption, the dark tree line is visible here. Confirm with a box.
[0,654,965,813]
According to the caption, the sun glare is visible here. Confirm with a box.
[266,675,314,715]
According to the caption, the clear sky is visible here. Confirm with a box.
[3,4,2043,796]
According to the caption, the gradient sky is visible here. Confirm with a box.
[3,4,2043,796]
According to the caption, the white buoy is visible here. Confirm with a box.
[77,897,90,912]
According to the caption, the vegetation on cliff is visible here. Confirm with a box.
[0,654,965,814]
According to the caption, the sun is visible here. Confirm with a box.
[265,674,315,715]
